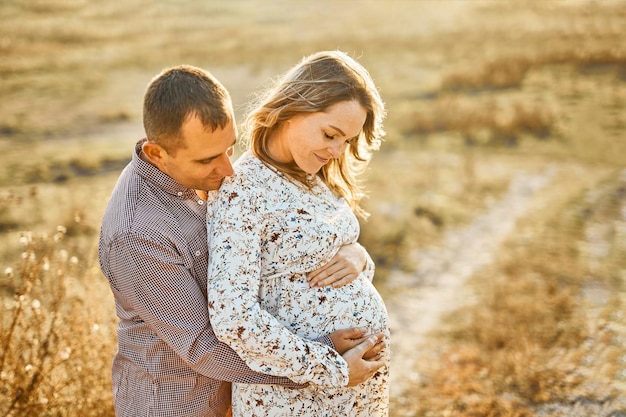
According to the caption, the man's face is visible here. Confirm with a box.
[159,114,236,191]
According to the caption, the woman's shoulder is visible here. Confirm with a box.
[219,152,276,198]
[220,153,255,180]
[234,152,267,175]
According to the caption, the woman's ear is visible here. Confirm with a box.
[142,141,167,169]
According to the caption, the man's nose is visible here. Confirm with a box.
[217,153,234,177]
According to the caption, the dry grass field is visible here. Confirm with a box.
[1,1,625,416]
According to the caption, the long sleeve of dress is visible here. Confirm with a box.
[206,176,349,388]
[104,232,308,387]
[363,250,376,282]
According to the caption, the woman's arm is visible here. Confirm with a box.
[206,178,349,388]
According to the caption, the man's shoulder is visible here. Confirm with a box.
[101,169,177,238]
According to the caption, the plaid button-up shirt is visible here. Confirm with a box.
[99,140,333,417]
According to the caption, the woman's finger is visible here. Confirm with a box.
[311,266,354,287]
[308,263,342,286]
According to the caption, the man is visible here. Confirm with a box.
[98,65,385,417]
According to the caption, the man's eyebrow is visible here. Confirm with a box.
[194,138,236,163]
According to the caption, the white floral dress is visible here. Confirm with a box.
[207,153,389,417]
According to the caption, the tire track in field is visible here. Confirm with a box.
[384,168,556,400]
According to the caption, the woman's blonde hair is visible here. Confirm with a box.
[244,50,386,219]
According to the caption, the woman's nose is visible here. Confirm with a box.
[328,142,346,158]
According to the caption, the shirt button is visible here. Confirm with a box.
[177,192,183,196]
[198,200,204,205]
[195,251,201,257]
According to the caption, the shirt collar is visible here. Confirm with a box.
[133,139,197,199]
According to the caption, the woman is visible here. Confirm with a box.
[207,50,389,416]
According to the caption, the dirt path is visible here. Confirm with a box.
[384,168,556,399]
[384,167,626,415]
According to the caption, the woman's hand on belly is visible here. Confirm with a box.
[329,327,387,359]
[307,243,367,288]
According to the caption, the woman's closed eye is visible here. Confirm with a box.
[324,131,358,147]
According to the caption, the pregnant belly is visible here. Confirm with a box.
[261,275,389,339]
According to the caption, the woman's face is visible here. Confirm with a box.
[270,100,367,174]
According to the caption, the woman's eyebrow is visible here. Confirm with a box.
[329,124,359,141]
[328,125,346,136]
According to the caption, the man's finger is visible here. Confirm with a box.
[329,326,369,348]
[337,326,369,340]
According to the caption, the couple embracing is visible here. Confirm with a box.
[99,50,390,417]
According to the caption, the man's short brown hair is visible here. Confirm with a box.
[143,65,233,152]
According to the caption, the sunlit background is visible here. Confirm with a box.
[1,1,625,416]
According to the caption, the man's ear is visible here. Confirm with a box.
[142,141,167,169]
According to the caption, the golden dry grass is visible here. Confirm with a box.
[388,163,625,416]
[0,176,118,416]
[1,225,116,416]
[1,0,625,416]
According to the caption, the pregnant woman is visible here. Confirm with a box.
[207,50,390,416]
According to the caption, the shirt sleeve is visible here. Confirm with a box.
[206,179,349,388]
[105,232,308,387]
